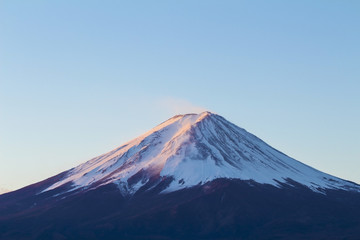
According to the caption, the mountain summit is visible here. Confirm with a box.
[44,111,359,195]
[1,112,360,240]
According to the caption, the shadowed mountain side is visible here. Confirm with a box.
[1,179,360,240]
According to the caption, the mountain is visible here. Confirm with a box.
[42,111,360,195]
[1,112,360,240]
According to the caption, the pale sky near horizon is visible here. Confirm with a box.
[1,1,359,190]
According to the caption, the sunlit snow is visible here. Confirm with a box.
[44,112,360,195]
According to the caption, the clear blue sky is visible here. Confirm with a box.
[1,1,359,190]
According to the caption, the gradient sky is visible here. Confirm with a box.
[1,1,359,190]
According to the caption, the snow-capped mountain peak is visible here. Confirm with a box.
[44,112,360,195]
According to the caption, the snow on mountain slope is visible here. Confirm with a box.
[44,112,360,195]
[0,188,9,195]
